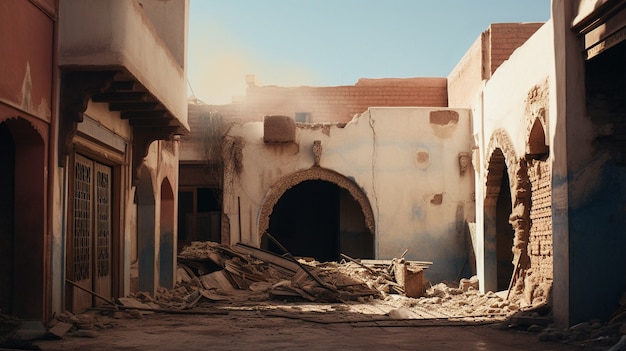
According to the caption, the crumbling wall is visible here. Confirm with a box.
[525,160,552,304]
[222,107,475,283]
[472,22,555,300]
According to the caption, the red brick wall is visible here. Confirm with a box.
[205,77,448,124]
[488,23,544,76]
[448,23,544,108]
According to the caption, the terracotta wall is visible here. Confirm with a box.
[204,77,448,124]
[487,23,545,76]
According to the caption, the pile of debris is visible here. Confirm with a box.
[154,241,431,307]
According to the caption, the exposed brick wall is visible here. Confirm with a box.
[448,23,544,108]
[488,23,544,76]
[525,160,553,302]
[203,77,448,124]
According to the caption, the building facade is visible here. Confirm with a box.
[1,0,189,322]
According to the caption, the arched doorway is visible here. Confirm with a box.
[495,165,514,291]
[0,122,16,315]
[159,178,175,289]
[259,168,375,261]
[484,128,521,293]
[136,165,156,295]
[0,118,46,319]
[485,147,515,291]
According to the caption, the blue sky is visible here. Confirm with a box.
[188,1,551,104]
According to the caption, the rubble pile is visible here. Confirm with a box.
[417,282,519,317]
[141,241,533,320]
[160,241,407,305]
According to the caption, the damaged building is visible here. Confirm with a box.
[1,0,189,322]
[181,0,626,327]
[0,0,624,331]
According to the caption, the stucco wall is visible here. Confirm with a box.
[473,21,556,296]
[448,34,484,108]
[223,107,475,283]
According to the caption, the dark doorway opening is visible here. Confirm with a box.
[178,187,222,249]
[0,122,15,314]
[496,169,514,291]
[0,118,45,319]
[265,180,373,262]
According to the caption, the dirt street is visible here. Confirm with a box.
[31,300,593,351]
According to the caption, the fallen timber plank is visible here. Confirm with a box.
[262,232,337,292]
[340,253,395,281]
[66,279,118,307]
[360,259,433,267]
[233,243,299,273]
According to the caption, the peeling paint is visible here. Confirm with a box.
[430,110,459,125]
[21,62,33,112]
[430,194,443,205]
[429,110,459,138]
[416,150,430,169]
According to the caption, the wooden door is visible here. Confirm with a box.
[69,154,112,311]
[94,162,112,305]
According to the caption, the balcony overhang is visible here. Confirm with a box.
[58,0,189,182]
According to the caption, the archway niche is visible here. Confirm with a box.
[259,168,375,261]
[159,178,175,289]
[136,163,156,296]
[526,117,549,159]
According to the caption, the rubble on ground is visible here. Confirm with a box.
[40,240,626,350]
[142,241,518,322]
[168,241,431,305]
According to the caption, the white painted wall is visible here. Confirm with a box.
[472,21,557,292]
[224,107,475,282]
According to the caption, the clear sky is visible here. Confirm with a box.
[187,1,551,104]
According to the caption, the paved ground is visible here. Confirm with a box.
[30,301,600,351]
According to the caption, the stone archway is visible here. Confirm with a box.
[258,168,375,260]
[0,117,46,320]
[484,129,531,294]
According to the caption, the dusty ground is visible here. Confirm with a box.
[10,243,626,350]
[31,302,573,351]
[28,294,620,351]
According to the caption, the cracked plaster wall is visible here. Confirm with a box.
[222,107,475,283]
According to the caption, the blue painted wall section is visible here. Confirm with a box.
[569,161,626,322]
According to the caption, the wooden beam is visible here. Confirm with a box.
[109,102,160,111]
[129,118,175,128]
[93,92,150,103]
[121,110,169,119]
